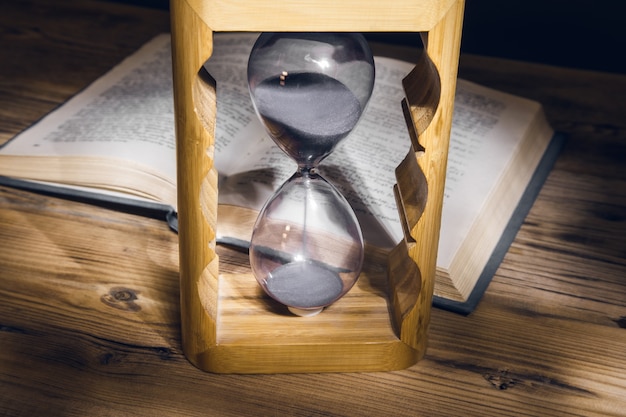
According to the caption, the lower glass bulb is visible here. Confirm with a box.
[249,170,364,316]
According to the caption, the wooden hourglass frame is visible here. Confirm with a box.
[171,0,464,373]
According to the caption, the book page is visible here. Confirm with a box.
[204,34,275,176]
[0,35,176,185]
[437,81,541,267]
[325,58,413,248]
[206,35,539,253]
[206,34,414,248]
[204,33,291,210]
[0,32,540,260]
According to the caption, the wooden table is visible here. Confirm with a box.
[1,1,625,415]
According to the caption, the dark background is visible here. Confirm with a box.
[112,0,626,74]
[459,0,625,74]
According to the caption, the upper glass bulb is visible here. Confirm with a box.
[248,32,375,169]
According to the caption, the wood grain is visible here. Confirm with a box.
[187,0,457,31]
[0,0,625,415]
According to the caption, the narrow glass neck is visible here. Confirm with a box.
[296,165,318,177]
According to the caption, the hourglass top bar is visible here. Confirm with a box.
[185,0,458,31]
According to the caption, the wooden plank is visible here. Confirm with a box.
[1,186,624,415]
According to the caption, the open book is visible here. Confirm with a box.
[0,33,562,313]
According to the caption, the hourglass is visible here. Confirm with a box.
[247,33,375,316]
[172,0,464,373]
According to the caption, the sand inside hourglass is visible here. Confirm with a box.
[264,260,344,313]
[253,72,362,165]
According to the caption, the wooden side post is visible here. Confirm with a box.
[391,0,465,356]
[170,0,219,368]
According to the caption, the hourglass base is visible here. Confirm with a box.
[288,306,324,317]
[207,240,425,373]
